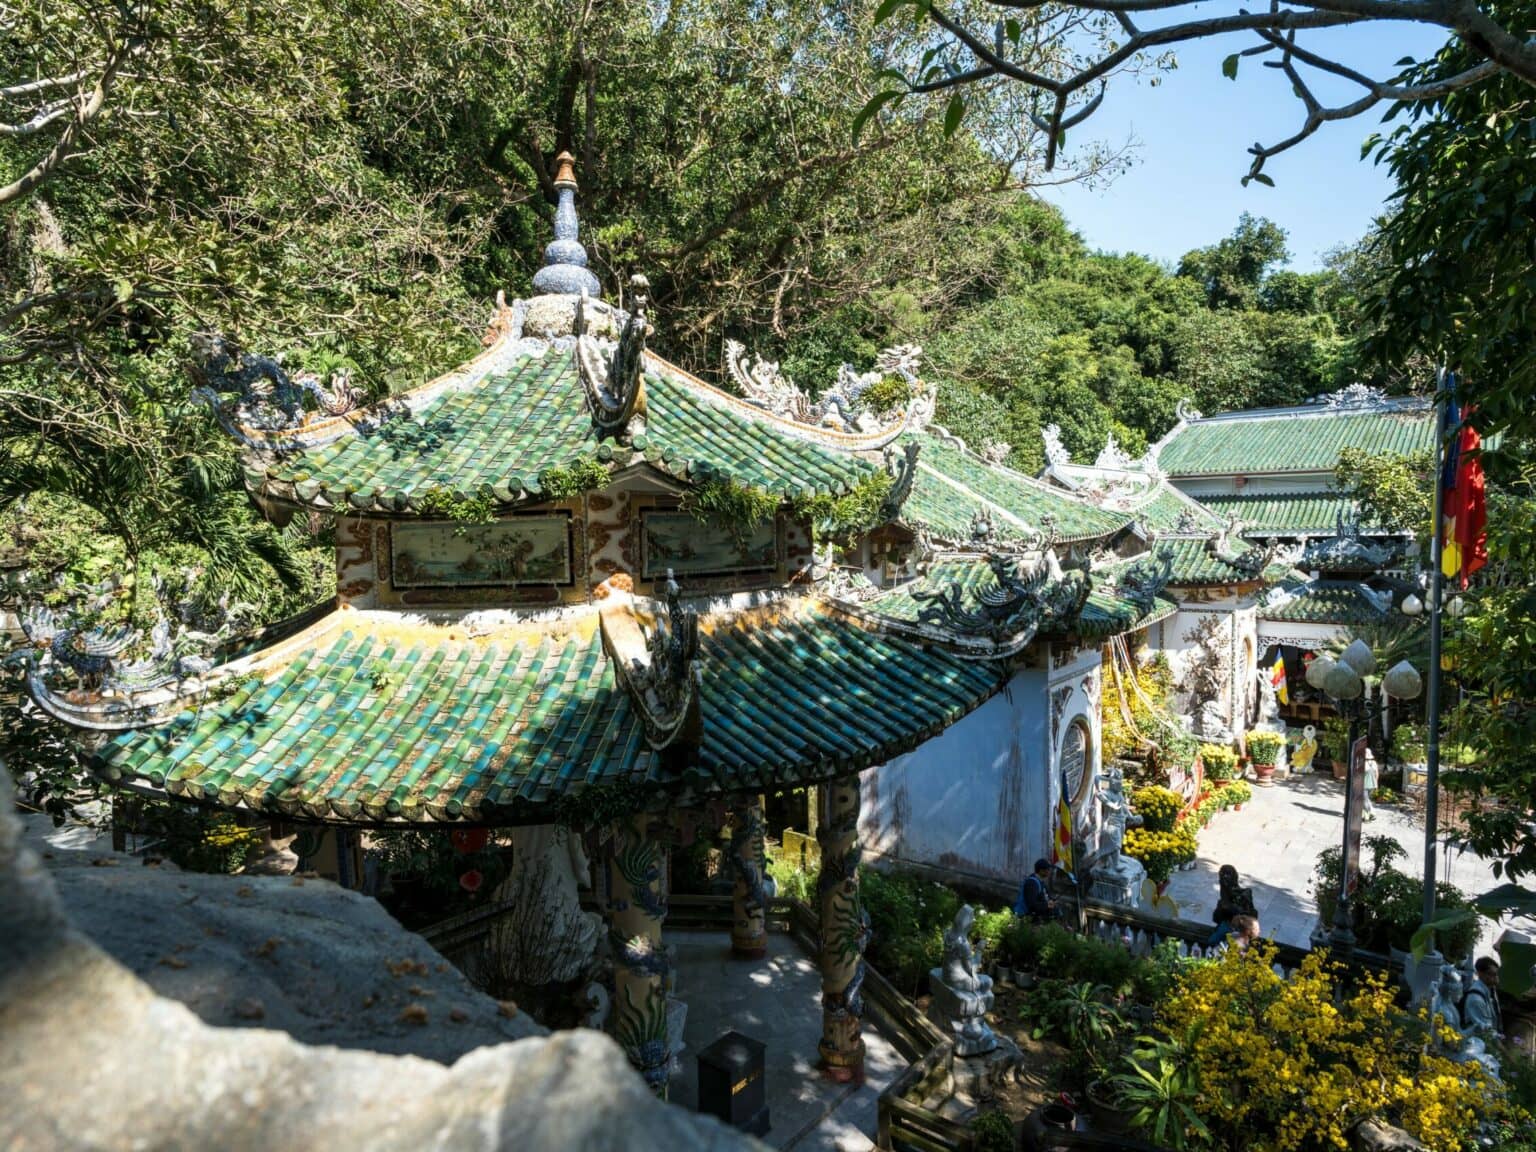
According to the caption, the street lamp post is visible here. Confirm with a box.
[1306,640,1423,962]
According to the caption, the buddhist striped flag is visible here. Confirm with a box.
[1271,653,1288,706]
[1440,381,1488,590]
[1053,767,1074,873]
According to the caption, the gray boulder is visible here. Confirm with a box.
[0,778,758,1151]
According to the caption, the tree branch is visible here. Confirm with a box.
[890,0,1536,173]
[0,35,144,207]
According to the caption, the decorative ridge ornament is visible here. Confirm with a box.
[13,578,256,730]
[1300,508,1399,570]
[1321,383,1392,412]
[1205,522,1280,580]
[722,340,935,444]
[911,546,1089,647]
[189,333,362,440]
[1093,432,1135,470]
[1041,424,1071,468]
[879,441,921,521]
[600,568,701,752]
[532,151,602,297]
[1114,548,1174,614]
[576,276,650,443]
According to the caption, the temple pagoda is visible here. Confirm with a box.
[19,154,1176,1094]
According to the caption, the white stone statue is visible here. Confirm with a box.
[1090,764,1145,908]
[490,824,601,985]
[927,905,997,1056]
[1430,964,1464,1036]
[1252,666,1289,772]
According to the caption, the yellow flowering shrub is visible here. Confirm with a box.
[1123,826,1197,884]
[1162,945,1499,1151]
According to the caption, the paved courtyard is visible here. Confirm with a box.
[670,930,904,1151]
[1164,772,1504,953]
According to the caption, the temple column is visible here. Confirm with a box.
[608,812,671,1097]
[729,793,769,958]
[816,775,867,1082]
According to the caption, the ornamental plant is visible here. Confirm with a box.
[1245,730,1284,767]
[1159,944,1501,1151]
[1313,838,1478,961]
[1200,744,1239,782]
[1220,779,1252,809]
[1131,785,1183,832]
[1123,826,1197,885]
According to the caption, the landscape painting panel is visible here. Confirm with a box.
[392,517,571,588]
[642,511,776,578]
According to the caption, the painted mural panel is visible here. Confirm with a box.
[391,517,571,588]
[641,510,776,578]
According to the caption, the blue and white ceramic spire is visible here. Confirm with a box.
[531,151,602,297]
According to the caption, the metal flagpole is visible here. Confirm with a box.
[1422,368,1452,938]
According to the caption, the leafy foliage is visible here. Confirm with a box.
[537,458,612,500]
[1335,448,1434,537]
[1313,836,1478,961]
[789,471,894,542]
[680,478,780,545]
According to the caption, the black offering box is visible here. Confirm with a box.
[696,1030,768,1136]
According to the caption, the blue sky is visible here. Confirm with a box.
[1038,23,1448,271]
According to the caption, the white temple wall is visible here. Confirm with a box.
[860,666,1051,884]
[1172,472,1338,500]
[859,645,1105,886]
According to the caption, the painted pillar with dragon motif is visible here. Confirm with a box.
[608,812,671,1097]
[729,793,769,958]
[816,775,867,1081]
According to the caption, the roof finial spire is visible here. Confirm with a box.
[532,150,601,297]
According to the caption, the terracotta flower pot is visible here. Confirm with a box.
[1331,759,1348,781]
[1253,762,1276,787]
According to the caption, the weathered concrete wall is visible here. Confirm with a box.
[860,665,1052,884]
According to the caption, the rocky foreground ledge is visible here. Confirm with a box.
[0,781,759,1152]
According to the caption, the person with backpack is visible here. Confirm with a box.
[1015,858,1059,925]
[1461,957,1502,1040]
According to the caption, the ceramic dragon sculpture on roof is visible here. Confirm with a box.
[576,275,651,443]
[12,579,255,729]
[1113,548,1175,615]
[723,341,935,439]
[912,547,1090,647]
[190,333,362,440]
[601,569,701,752]
[1301,509,1400,570]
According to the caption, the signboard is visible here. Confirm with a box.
[391,516,571,588]
[641,510,776,579]
[1343,733,1369,898]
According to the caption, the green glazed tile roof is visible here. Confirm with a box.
[1260,580,1419,627]
[1157,404,1434,477]
[696,604,1002,785]
[1193,492,1377,536]
[861,558,1173,639]
[904,435,1131,544]
[92,603,1000,824]
[1155,537,1289,587]
[253,346,877,512]
[1128,485,1227,534]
